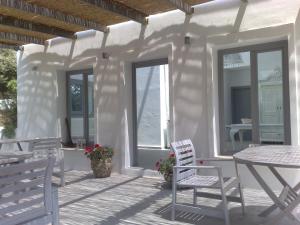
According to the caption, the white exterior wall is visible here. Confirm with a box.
[17,0,300,189]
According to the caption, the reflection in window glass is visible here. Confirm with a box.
[68,71,94,145]
[88,74,94,144]
[70,74,83,113]
[257,50,284,144]
[222,52,253,154]
[69,74,84,138]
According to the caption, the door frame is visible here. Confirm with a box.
[66,68,94,145]
[132,58,169,166]
[218,40,290,155]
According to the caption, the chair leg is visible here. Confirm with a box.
[238,183,246,215]
[193,187,197,205]
[171,180,176,220]
[60,172,65,187]
[221,189,231,225]
[60,162,65,186]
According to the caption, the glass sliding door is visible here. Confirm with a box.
[220,51,253,153]
[133,59,170,166]
[69,74,84,139]
[87,74,95,144]
[257,50,285,144]
[219,41,290,155]
[67,69,94,146]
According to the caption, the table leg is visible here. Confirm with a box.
[17,142,23,151]
[238,130,244,144]
[259,166,298,217]
[246,164,300,225]
[230,128,238,151]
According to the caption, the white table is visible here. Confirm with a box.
[234,145,300,225]
[226,124,252,151]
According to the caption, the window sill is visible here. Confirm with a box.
[61,147,84,151]
[138,147,170,151]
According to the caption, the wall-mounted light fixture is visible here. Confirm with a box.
[102,52,110,59]
[32,65,38,71]
[184,36,191,45]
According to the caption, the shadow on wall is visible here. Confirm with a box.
[17,0,272,171]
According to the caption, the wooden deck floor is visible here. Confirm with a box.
[57,171,298,225]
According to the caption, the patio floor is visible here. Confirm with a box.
[57,171,298,225]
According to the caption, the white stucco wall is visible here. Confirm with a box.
[17,0,300,189]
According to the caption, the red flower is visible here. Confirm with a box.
[84,146,93,153]
[155,161,160,169]
[94,144,101,148]
[169,152,175,158]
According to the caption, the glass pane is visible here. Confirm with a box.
[69,74,84,139]
[257,50,284,144]
[222,52,253,154]
[88,74,94,144]
[136,65,161,147]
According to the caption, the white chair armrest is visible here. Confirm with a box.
[196,157,233,163]
[173,165,221,171]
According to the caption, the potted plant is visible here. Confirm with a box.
[84,144,114,178]
[155,152,176,186]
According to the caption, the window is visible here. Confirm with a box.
[132,59,170,153]
[67,69,94,145]
[219,41,290,155]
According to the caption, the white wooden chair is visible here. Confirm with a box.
[28,138,65,186]
[0,157,59,225]
[171,139,245,225]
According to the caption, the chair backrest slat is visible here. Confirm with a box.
[0,158,55,225]
[28,138,61,155]
[0,170,45,186]
[0,187,44,206]
[1,208,47,225]
[0,177,44,195]
[28,137,65,186]
[0,159,48,177]
[171,139,196,181]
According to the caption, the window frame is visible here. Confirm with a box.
[66,68,94,145]
[132,58,169,166]
[218,40,291,155]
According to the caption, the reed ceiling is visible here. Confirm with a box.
[0,0,213,49]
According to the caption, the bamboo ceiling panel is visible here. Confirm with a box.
[0,0,214,47]
[113,0,213,15]
[113,0,175,15]
[0,6,86,32]
[24,0,128,26]
[0,24,53,40]
[185,0,213,5]
[0,39,25,45]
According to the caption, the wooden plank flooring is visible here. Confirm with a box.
[57,171,298,225]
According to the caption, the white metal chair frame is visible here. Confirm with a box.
[28,138,65,186]
[171,139,245,225]
[0,157,59,225]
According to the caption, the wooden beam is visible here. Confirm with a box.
[0,15,75,39]
[0,43,19,50]
[0,32,45,45]
[166,0,194,14]
[0,0,109,33]
[81,0,148,24]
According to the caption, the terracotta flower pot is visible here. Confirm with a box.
[91,158,112,178]
[163,172,173,189]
